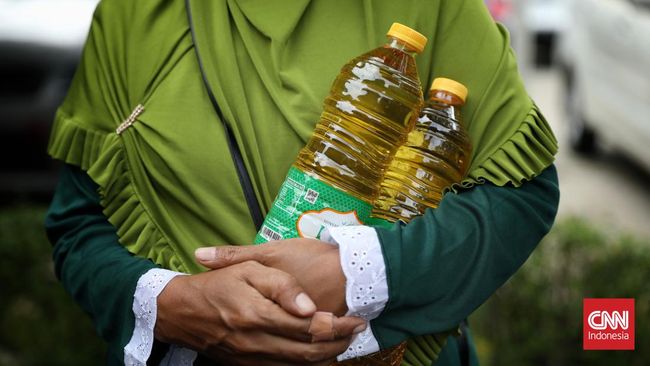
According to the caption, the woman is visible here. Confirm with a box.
[45,0,559,365]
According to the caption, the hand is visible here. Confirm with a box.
[195,239,348,316]
[155,260,365,365]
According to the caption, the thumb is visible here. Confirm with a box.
[195,245,264,269]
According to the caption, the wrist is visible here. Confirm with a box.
[323,226,389,320]
[154,274,189,344]
[318,245,348,316]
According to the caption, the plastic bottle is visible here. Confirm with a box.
[254,23,427,244]
[372,77,472,223]
[343,78,471,366]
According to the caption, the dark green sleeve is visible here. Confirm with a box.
[44,164,158,363]
[371,164,560,349]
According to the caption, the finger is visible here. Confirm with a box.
[245,261,317,317]
[214,354,335,366]
[309,312,335,342]
[227,331,352,364]
[255,308,366,343]
[219,261,317,342]
[312,361,335,366]
[195,245,268,269]
[270,335,352,364]
[215,354,335,366]
[310,313,367,342]
[208,350,310,366]
[255,304,313,342]
[332,315,368,340]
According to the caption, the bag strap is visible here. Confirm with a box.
[185,0,264,231]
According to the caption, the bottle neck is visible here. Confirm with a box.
[387,37,418,54]
[429,90,465,107]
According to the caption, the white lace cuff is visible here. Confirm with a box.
[338,326,381,360]
[124,268,196,366]
[321,225,389,360]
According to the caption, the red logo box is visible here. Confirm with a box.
[583,298,635,350]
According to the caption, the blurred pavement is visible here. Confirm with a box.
[525,68,650,238]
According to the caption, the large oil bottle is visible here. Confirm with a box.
[372,77,472,223]
[254,23,427,245]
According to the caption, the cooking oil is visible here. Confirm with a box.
[372,77,472,223]
[348,78,471,366]
[255,23,426,244]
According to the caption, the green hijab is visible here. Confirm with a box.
[48,0,556,273]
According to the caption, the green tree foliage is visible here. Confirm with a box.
[472,217,649,365]
[0,206,105,366]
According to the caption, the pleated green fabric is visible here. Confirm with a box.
[47,0,557,276]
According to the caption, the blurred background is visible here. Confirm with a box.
[0,0,648,364]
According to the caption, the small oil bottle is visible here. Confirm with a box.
[372,77,472,223]
[345,78,471,366]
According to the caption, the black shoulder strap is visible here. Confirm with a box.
[185,0,264,231]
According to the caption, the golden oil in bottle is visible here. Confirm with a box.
[372,77,472,223]
[255,24,427,244]
[345,78,471,366]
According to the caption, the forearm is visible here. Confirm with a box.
[45,164,159,360]
[47,164,366,366]
[372,164,559,348]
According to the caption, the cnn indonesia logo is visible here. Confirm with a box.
[583,298,635,350]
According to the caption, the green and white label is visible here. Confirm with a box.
[255,166,376,244]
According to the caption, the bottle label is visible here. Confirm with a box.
[254,166,375,244]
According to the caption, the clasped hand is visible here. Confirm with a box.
[155,238,362,365]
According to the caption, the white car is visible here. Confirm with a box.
[558,0,650,171]
[508,0,571,67]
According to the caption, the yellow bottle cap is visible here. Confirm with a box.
[386,23,427,53]
[431,77,468,102]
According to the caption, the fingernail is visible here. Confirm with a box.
[194,247,214,261]
[353,323,367,334]
[295,292,317,313]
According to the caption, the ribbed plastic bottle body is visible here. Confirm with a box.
[372,97,472,223]
[295,44,423,203]
[254,38,424,244]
